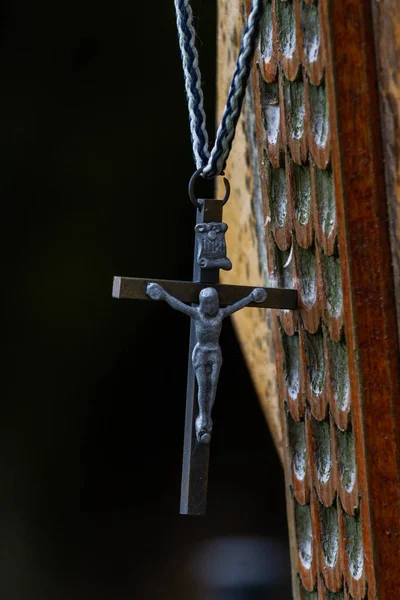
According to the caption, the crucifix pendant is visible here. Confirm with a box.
[112,174,297,515]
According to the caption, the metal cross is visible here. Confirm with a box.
[112,184,297,516]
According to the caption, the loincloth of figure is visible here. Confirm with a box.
[192,343,222,370]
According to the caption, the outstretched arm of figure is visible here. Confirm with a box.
[221,287,267,318]
[146,283,197,318]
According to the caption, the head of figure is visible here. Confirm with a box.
[199,287,219,316]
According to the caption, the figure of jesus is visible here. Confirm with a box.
[146,283,267,443]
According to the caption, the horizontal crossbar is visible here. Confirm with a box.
[112,276,298,310]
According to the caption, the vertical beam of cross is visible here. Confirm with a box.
[180,198,223,515]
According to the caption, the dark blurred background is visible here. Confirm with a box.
[2,1,291,598]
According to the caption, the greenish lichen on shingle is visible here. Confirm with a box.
[284,77,305,140]
[301,590,318,600]
[337,427,356,492]
[288,415,306,480]
[305,328,325,395]
[294,164,312,225]
[325,590,345,600]
[320,504,339,568]
[261,81,280,146]
[313,418,331,483]
[345,514,364,580]
[281,330,300,399]
[260,1,273,59]
[296,243,317,307]
[295,502,313,569]
[314,166,335,236]
[328,338,350,412]
[321,252,343,317]
[276,0,296,58]
[300,0,320,63]
[270,166,288,228]
[309,81,329,147]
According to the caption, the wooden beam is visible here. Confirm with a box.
[372,0,400,349]
[328,0,400,593]
[112,276,298,310]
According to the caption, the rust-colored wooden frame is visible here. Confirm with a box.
[328,0,400,595]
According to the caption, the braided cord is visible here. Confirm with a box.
[174,0,264,179]
[174,0,210,169]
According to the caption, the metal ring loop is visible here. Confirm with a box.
[188,168,230,210]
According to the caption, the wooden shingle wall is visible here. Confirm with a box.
[218,0,400,598]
